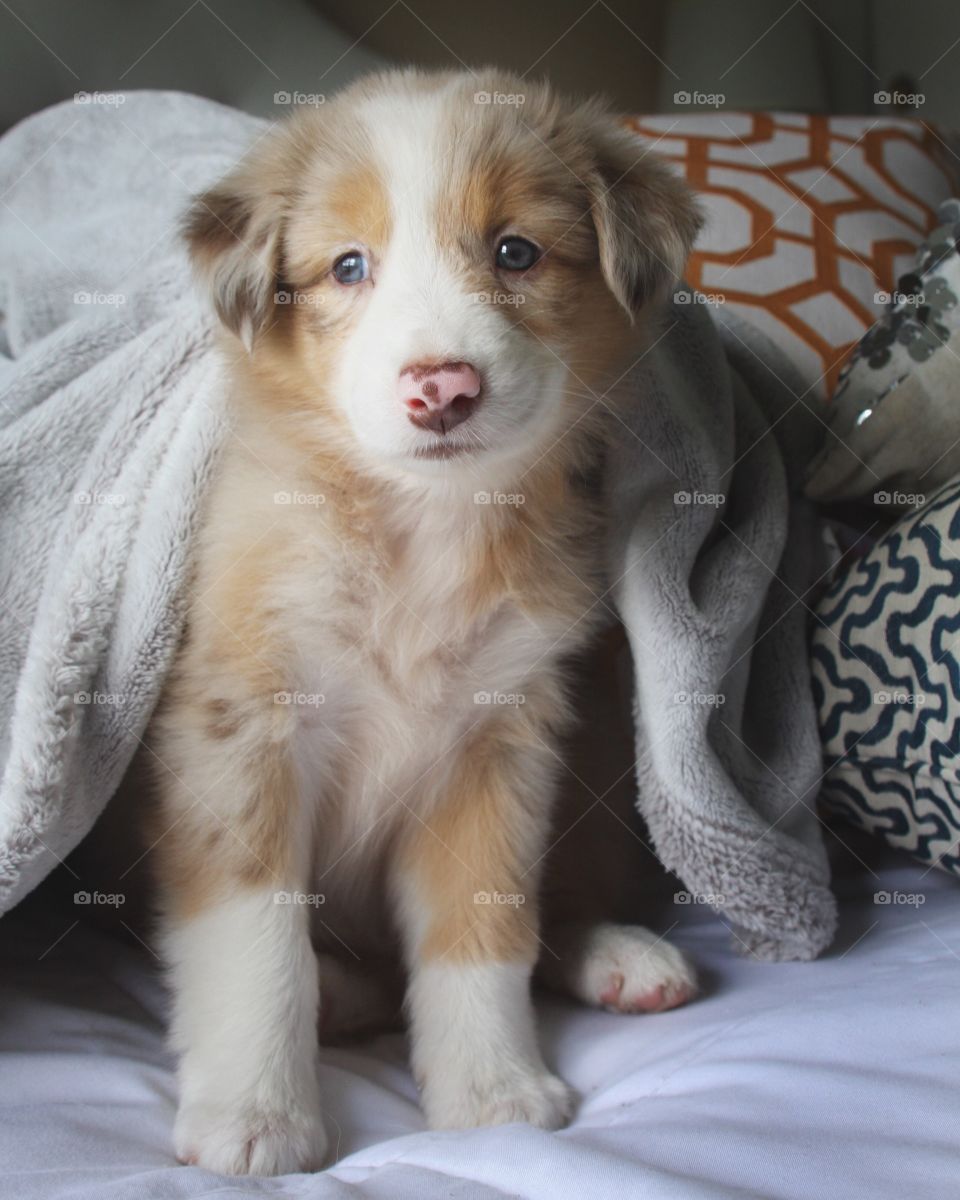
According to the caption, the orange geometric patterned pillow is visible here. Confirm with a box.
[628,113,958,397]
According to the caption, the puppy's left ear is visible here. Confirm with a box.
[588,125,702,317]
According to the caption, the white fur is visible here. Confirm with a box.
[406,962,572,1130]
[543,921,697,1012]
[164,889,328,1174]
[332,85,570,478]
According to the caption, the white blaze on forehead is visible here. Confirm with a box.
[358,84,454,260]
[350,84,475,371]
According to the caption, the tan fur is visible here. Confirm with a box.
[398,686,570,963]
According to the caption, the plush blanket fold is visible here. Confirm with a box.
[0,92,837,959]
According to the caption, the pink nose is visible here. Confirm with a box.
[399,360,482,434]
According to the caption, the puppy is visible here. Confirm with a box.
[150,67,702,1175]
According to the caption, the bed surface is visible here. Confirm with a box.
[1,827,955,1200]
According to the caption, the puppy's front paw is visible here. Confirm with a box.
[174,1099,328,1175]
[424,1066,574,1131]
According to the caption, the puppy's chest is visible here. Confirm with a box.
[295,539,563,721]
[285,516,594,791]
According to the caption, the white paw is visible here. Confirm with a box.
[556,922,697,1013]
[174,1098,328,1175]
[423,1065,574,1131]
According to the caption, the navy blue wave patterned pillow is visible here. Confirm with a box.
[812,476,960,875]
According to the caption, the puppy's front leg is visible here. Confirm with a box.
[153,701,326,1175]
[395,724,572,1130]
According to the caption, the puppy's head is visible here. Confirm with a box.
[185,69,701,477]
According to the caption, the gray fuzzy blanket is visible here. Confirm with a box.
[0,92,836,960]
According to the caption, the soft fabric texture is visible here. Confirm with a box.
[807,197,960,506]
[628,113,957,396]
[1,830,954,1199]
[0,91,835,959]
[609,288,835,959]
[812,474,960,876]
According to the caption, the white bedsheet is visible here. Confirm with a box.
[1,828,956,1200]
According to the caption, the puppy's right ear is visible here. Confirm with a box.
[183,162,286,352]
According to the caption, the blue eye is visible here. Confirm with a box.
[333,251,368,285]
[496,236,540,271]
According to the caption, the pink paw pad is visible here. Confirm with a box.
[600,974,694,1013]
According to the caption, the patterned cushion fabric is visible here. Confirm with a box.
[805,198,960,505]
[812,475,960,875]
[628,113,957,397]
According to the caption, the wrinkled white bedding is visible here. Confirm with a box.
[1,829,955,1200]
